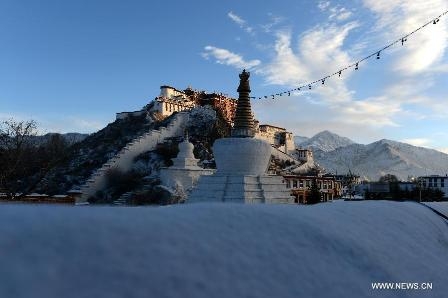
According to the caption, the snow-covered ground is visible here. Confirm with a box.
[0,201,446,298]
[424,201,448,217]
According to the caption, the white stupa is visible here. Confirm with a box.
[172,136,200,169]
[188,70,293,203]
[160,135,215,196]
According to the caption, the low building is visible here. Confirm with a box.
[418,175,448,197]
[282,175,342,203]
[330,174,362,196]
[295,148,313,162]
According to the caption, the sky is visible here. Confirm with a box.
[1,0,448,152]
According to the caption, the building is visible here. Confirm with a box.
[295,148,313,162]
[255,124,295,154]
[130,85,239,126]
[190,90,237,126]
[152,86,197,117]
[330,174,362,196]
[282,175,342,203]
[150,86,237,126]
[418,175,448,197]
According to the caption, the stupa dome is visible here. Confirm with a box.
[177,139,195,159]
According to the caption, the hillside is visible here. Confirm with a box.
[296,131,448,180]
[34,112,162,194]
[33,106,229,198]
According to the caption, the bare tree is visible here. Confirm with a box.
[0,119,37,199]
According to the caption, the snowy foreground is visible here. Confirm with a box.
[0,201,447,298]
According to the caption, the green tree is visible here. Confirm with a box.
[308,178,321,204]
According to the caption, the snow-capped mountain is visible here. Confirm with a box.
[297,132,448,180]
[293,136,309,145]
[296,130,354,152]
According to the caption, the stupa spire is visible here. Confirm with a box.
[232,69,255,138]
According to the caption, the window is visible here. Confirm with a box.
[293,180,298,188]
[441,178,445,188]
[286,180,291,188]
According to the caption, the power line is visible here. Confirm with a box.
[250,10,448,100]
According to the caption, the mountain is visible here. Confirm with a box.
[293,136,309,145]
[296,130,355,152]
[312,138,448,180]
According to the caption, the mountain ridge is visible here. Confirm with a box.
[295,131,448,180]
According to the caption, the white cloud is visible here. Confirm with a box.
[339,96,401,127]
[227,11,253,34]
[400,138,431,147]
[319,2,353,22]
[203,1,448,146]
[318,1,331,11]
[253,16,404,129]
[202,46,261,70]
[260,14,284,33]
[437,147,448,154]
[363,0,448,75]
[257,30,305,86]
[259,21,359,104]
[334,9,353,21]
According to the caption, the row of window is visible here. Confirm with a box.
[286,180,335,189]
[164,102,190,113]
[422,177,445,188]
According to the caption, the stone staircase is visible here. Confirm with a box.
[112,192,133,206]
[77,112,189,204]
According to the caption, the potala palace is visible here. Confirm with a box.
[73,70,344,205]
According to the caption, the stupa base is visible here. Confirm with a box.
[187,174,293,204]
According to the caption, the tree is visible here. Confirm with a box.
[379,174,398,183]
[0,120,70,199]
[0,119,38,199]
[308,178,321,204]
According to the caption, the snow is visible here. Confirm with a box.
[297,130,354,152]
[314,139,448,180]
[424,201,448,217]
[0,201,447,298]
[295,131,448,179]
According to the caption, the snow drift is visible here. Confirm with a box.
[0,201,446,298]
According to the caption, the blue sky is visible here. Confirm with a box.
[1,0,448,152]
